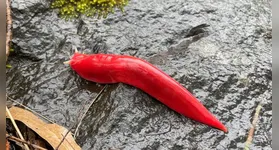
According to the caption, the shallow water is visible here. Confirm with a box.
[7,0,271,149]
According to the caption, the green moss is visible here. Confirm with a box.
[51,0,129,19]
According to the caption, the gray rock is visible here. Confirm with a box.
[7,0,271,149]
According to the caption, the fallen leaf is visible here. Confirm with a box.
[6,106,81,150]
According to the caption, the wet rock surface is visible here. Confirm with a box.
[7,0,271,149]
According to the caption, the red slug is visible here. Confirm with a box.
[68,52,227,132]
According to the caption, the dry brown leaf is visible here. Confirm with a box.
[6,106,81,150]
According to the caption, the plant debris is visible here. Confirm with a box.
[6,106,81,150]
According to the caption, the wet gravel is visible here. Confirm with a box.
[7,0,272,149]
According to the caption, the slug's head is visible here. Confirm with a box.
[64,47,89,72]
[68,52,86,70]
[64,48,105,82]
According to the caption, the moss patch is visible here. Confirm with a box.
[51,0,129,19]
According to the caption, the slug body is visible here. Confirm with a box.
[69,52,227,132]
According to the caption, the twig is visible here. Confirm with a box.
[6,134,47,150]
[74,84,108,138]
[55,85,108,150]
[54,127,73,150]
[7,95,56,124]
[54,109,82,150]
[244,104,262,150]
[6,107,30,150]
[6,0,12,61]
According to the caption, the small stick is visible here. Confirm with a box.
[55,85,107,149]
[54,103,82,150]
[244,104,262,150]
[6,0,12,61]
[6,107,30,150]
[6,134,47,150]
[74,85,108,138]
[54,127,73,150]
[7,95,56,124]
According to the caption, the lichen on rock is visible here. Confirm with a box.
[51,0,129,19]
